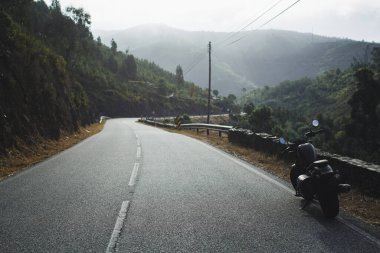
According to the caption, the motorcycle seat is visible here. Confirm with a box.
[311,159,329,167]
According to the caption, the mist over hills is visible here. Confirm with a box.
[97,24,378,95]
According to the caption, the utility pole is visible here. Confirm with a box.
[207,41,211,124]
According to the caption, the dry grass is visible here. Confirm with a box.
[169,128,380,226]
[0,122,105,180]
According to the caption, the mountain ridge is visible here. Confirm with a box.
[96,25,378,95]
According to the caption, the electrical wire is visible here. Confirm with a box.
[227,0,302,46]
[184,48,208,75]
[215,0,284,47]
[184,0,302,75]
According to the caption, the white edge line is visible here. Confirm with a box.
[232,155,294,194]
[200,140,294,194]
[336,217,380,247]
[128,163,139,186]
[106,201,130,253]
[193,137,380,247]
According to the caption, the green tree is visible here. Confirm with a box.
[248,105,273,133]
[243,103,255,114]
[108,55,118,73]
[50,0,61,12]
[125,55,137,80]
[227,94,237,102]
[175,65,184,86]
[157,78,167,95]
[212,89,219,98]
[96,36,101,46]
[111,38,117,54]
[120,54,137,80]
[66,6,91,28]
[371,47,380,72]
[346,68,380,152]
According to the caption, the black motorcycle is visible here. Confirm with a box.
[279,120,351,218]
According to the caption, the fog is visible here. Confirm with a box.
[58,0,380,42]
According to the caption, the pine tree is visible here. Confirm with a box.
[111,38,117,54]
[175,65,184,86]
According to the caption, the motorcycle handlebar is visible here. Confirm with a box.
[282,128,325,154]
[305,128,324,138]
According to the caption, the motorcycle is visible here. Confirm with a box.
[279,120,351,218]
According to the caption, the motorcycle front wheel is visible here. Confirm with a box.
[318,193,339,218]
[290,166,298,190]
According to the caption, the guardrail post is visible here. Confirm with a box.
[219,131,222,137]
[207,129,210,135]
[197,128,199,133]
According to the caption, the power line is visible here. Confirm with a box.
[183,44,209,75]
[183,0,302,75]
[184,53,206,75]
[227,0,302,46]
[215,0,284,46]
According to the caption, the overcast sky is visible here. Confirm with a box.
[57,0,380,42]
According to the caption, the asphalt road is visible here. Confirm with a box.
[0,118,379,252]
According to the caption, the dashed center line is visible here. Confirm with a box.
[128,163,140,186]
[136,147,141,159]
[106,201,130,253]
[106,131,143,252]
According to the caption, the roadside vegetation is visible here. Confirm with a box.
[238,49,380,164]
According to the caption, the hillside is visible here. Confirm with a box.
[0,1,216,155]
[97,25,378,95]
[239,51,380,164]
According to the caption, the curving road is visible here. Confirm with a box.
[0,118,379,252]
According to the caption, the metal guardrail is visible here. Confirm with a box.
[142,119,176,129]
[181,123,232,136]
[140,119,233,136]
[181,123,232,131]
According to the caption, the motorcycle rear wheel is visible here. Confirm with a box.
[319,193,339,218]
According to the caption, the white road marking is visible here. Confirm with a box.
[131,133,142,185]
[136,147,141,159]
[135,134,141,146]
[199,140,294,194]
[106,123,143,252]
[336,217,380,247]
[128,163,139,186]
[106,201,130,253]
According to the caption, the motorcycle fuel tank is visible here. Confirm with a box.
[297,143,317,167]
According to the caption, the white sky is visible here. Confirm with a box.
[56,0,380,42]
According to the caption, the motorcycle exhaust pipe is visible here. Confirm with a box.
[338,184,351,193]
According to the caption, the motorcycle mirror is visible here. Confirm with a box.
[312,120,319,127]
[279,137,286,145]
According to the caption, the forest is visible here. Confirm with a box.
[238,49,380,164]
[0,0,237,155]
